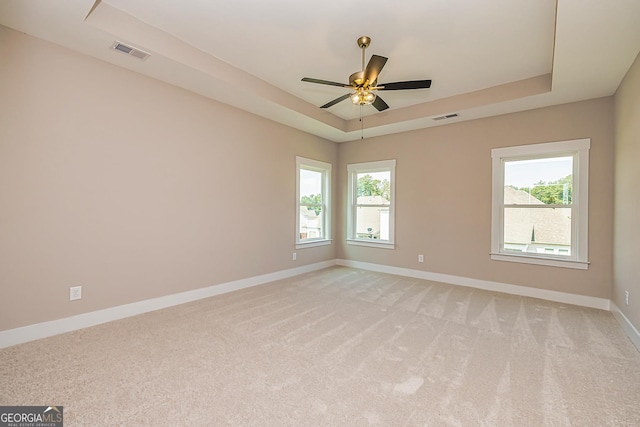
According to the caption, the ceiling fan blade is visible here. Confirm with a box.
[320,93,351,108]
[363,55,388,86]
[302,77,349,88]
[372,95,389,111]
[378,80,432,90]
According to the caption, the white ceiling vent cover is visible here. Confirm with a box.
[111,41,151,61]
[432,113,460,121]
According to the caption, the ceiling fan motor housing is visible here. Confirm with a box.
[349,71,363,86]
[350,71,375,88]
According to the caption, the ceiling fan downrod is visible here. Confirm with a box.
[357,36,371,71]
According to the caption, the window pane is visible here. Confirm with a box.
[503,207,572,256]
[357,171,390,204]
[300,169,322,203]
[299,206,323,240]
[504,157,573,205]
[355,206,389,240]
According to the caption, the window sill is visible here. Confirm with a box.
[490,253,589,270]
[296,239,332,249]
[347,239,395,250]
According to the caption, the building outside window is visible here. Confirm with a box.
[296,157,331,248]
[347,160,396,249]
[491,139,590,269]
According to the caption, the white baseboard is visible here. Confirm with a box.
[336,259,611,310]
[1,258,619,350]
[610,302,640,352]
[0,260,336,349]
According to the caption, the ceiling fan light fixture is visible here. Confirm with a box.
[364,91,376,103]
[350,89,376,105]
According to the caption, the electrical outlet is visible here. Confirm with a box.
[418,254,424,263]
[292,252,297,261]
[70,286,82,301]
[625,290,629,305]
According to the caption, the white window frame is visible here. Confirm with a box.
[347,159,396,249]
[491,138,590,270]
[296,156,331,249]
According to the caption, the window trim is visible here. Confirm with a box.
[347,159,396,249]
[490,138,590,269]
[296,156,332,249]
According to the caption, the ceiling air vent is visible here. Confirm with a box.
[432,113,460,121]
[111,41,151,61]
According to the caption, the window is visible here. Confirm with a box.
[491,138,590,269]
[347,160,396,249]
[296,157,331,248]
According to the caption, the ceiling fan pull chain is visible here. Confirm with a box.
[361,104,364,140]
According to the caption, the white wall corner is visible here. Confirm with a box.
[610,302,640,352]
[0,259,337,349]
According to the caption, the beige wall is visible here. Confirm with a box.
[0,24,622,334]
[337,97,614,299]
[614,51,640,330]
[0,27,337,330]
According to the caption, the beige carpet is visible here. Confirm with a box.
[1,266,639,426]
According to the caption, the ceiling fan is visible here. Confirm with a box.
[301,36,432,112]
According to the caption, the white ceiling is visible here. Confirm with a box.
[1,0,639,142]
